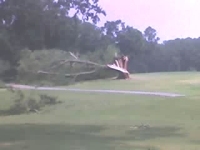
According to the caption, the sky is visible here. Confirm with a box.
[96,0,200,42]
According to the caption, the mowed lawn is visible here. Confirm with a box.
[0,72,200,150]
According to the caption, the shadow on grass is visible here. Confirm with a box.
[0,124,185,150]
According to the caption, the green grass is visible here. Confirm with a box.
[0,72,200,150]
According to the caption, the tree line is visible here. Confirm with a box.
[0,0,200,83]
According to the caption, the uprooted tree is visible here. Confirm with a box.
[37,52,130,81]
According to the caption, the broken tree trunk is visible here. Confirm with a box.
[107,55,130,79]
[37,52,130,81]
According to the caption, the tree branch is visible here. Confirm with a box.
[36,55,130,80]
[37,69,97,77]
[37,70,61,75]
[65,70,96,77]
[69,51,78,59]
[50,59,105,69]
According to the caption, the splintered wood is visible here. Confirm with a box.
[107,55,130,79]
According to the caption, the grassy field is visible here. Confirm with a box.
[0,72,200,150]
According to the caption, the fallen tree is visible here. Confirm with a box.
[37,52,130,81]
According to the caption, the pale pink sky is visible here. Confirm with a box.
[97,0,200,41]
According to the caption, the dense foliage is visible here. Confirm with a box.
[0,0,200,84]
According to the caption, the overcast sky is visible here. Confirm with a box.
[96,0,200,42]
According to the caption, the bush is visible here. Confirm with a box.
[8,90,28,115]
[4,90,62,115]
[27,98,41,112]
[39,94,61,106]
[9,98,28,115]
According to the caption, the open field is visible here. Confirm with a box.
[0,72,200,150]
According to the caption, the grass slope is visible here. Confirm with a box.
[0,72,200,150]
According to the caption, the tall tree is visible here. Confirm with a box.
[144,26,160,43]
[0,0,107,80]
[116,26,145,56]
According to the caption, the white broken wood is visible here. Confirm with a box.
[107,64,129,73]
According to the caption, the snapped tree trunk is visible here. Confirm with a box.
[107,55,130,79]
[37,52,130,81]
